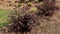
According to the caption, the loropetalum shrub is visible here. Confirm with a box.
[36,0,58,16]
[9,11,37,33]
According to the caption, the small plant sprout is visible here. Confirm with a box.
[30,7,37,13]
[27,2,32,7]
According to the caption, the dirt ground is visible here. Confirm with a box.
[0,0,60,34]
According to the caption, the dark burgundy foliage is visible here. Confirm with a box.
[9,12,36,33]
[36,0,58,16]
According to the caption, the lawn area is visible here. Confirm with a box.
[0,9,13,28]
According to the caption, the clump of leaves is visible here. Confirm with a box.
[30,7,37,13]
[8,11,37,33]
[27,3,32,7]
[36,0,58,16]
